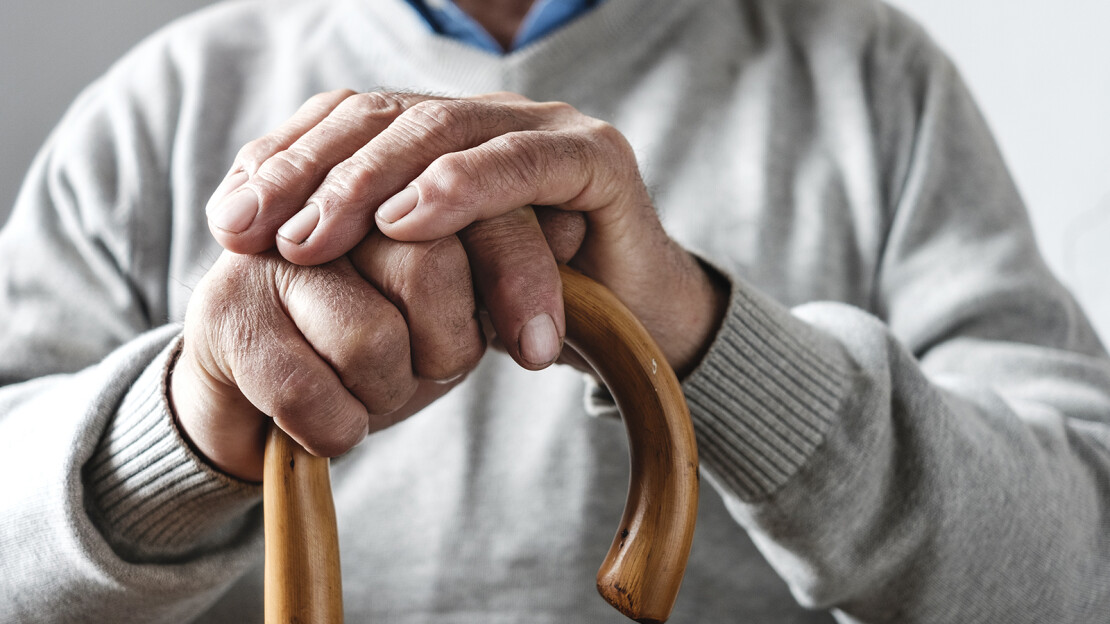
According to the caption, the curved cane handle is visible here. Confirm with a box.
[263,264,699,623]
[559,265,699,623]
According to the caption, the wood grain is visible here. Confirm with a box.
[559,264,699,623]
[264,426,343,623]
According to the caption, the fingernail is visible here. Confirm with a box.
[377,186,419,224]
[278,204,321,245]
[211,187,258,234]
[207,170,249,210]
[519,314,560,367]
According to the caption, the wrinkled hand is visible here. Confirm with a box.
[171,233,485,482]
[206,90,727,378]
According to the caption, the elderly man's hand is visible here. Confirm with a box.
[206,90,726,380]
[170,233,484,482]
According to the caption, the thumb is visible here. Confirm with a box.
[459,207,566,370]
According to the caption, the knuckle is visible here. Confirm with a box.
[235,137,279,174]
[269,368,337,425]
[370,383,416,416]
[195,256,279,367]
[271,368,326,417]
[271,366,367,453]
[331,419,370,455]
[399,99,473,147]
[196,253,263,315]
[312,88,358,107]
[325,324,376,380]
[426,152,483,206]
[588,120,634,160]
[395,237,469,300]
[300,417,367,458]
[456,335,486,372]
[386,238,483,382]
[587,122,642,184]
[355,367,416,415]
[316,156,379,206]
[298,89,357,119]
[418,327,485,382]
[360,310,411,366]
[485,91,530,103]
[339,91,408,124]
[421,234,469,273]
[537,99,578,120]
[333,307,414,414]
[486,134,544,193]
[408,98,462,127]
[252,148,320,192]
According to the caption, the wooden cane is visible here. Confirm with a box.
[263,264,699,623]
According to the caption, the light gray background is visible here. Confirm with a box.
[2,0,1108,340]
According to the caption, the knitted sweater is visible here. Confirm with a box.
[2,0,1108,621]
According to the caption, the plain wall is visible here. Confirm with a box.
[2,0,1108,340]
[0,0,212,212]
[886,0,1110,343]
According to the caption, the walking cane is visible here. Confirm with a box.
[263,264,699,623]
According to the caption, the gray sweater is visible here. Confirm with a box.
[2,0,1108,621]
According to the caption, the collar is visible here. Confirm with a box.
[403,0,604,54]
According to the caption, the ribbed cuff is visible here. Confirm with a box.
[84,336,261,561]
[683,281,854,502]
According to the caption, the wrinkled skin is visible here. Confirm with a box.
[175,90,727,481]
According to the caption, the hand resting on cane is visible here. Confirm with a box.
[179,89,729,482]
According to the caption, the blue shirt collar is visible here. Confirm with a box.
[404,0,603,54]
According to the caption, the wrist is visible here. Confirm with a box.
[88,334,263,560]
[661,255,730,379]
[168,341,267,482]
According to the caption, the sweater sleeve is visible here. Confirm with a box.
[681,8,1110,623]
[0,31,263,622]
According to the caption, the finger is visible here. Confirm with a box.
[210,91,431,255]
[276,97,575,265]
[466,91,532,104]
[477,307,593,375]
[279,256,420,432]
[374,124,644,242]
[348,232,486,382]
[200,253,375,459]
[207,89,355,227]
[534,207,587,264]
[367,377,469,432]
[459,207,565,370]
[234,89,359,177]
